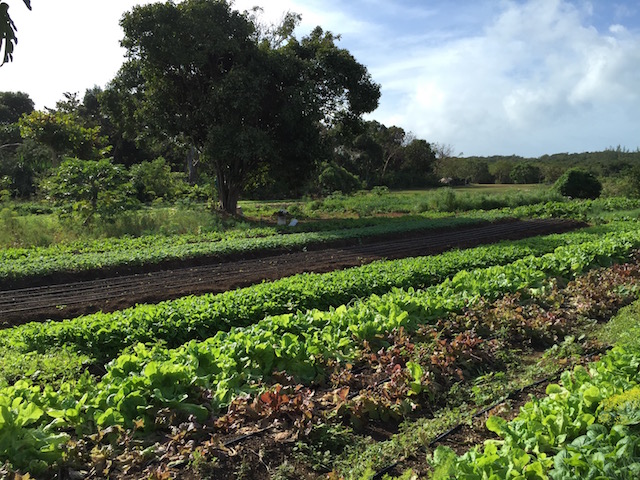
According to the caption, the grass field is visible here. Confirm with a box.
[0,186,556,248]
[239,184,559,220]
[451,183,548,193]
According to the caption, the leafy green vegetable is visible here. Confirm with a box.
[432,346,640,479]
[0,215,489,284]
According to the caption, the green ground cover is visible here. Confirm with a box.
[2,221,630,376]
[355,241,640,480]
[430,346,640,479]
[239,185,559,218]
[1,186,552,248]
[0,215,488,284]
[291,255,640,480]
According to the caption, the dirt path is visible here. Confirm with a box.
[0,218,583,325]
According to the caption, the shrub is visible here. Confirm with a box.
[130,157,189,202]
[317,162,363,194]
[554,168,602,199]
[41,158,138,224]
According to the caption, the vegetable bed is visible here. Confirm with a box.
[2,220,640,476]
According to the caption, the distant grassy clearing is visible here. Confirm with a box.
[239,185,557,219]
[451,183,548,193]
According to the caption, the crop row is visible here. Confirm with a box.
[35,258,637,479]
[504,196,640,220]
[0,215,490,283]
[1,229,639,472]
[431,345,640,479]
[4,222,633,364]
[2,197,638,285]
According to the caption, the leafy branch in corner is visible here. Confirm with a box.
[0,0,31,65]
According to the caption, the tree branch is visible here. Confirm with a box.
[0,142,21,150]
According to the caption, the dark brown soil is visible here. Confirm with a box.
[0,218,584,326]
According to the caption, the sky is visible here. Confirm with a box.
[2,0,640,157]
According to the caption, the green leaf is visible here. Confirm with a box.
[546,384,563,395]
[512,448,531,470]
[582,386,602,407]
[486,416,507,435]
[95,407,125,427]
[15,401,44,427]
[406,361,423,395]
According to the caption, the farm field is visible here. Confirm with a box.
[237,184,553,219]
[0,218,582,324]
[5,0,640,477]
[0,185,556,251]
[0,197,640,478]
[0,214,481,287]
[2,195,637,289]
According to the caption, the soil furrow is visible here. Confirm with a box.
[0,219,584,325]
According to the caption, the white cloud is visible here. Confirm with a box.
[364,0,640,155]
[609,23,626,34]
[415,82,446,111]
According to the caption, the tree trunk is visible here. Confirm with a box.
[216,169,240,214]
[381,152,393,179]
[186,145,199,185]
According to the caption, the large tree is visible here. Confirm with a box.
[0,90,33,147]
[402,138,436,175]
[369,121,407,180]
[117,0,379,213]
[0,90,33,124]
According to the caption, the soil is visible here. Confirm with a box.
[0,218,584,326]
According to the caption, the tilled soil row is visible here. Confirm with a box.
[0,218,584,325]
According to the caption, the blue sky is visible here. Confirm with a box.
[2,0,640,157]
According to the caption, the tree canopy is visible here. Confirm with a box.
[19,110,108,163]
[0,90,33,124]
[116,0,380,212]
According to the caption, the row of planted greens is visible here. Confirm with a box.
[498,196,640,220]
[322,259,640,479]
[364,257,640,480]
[3,221,634,367]
[431,345,640,479]
[0,215,490,284]
[2,225,640,473]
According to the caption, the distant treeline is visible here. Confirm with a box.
[432,147,640,196]
[447,147,639,184]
